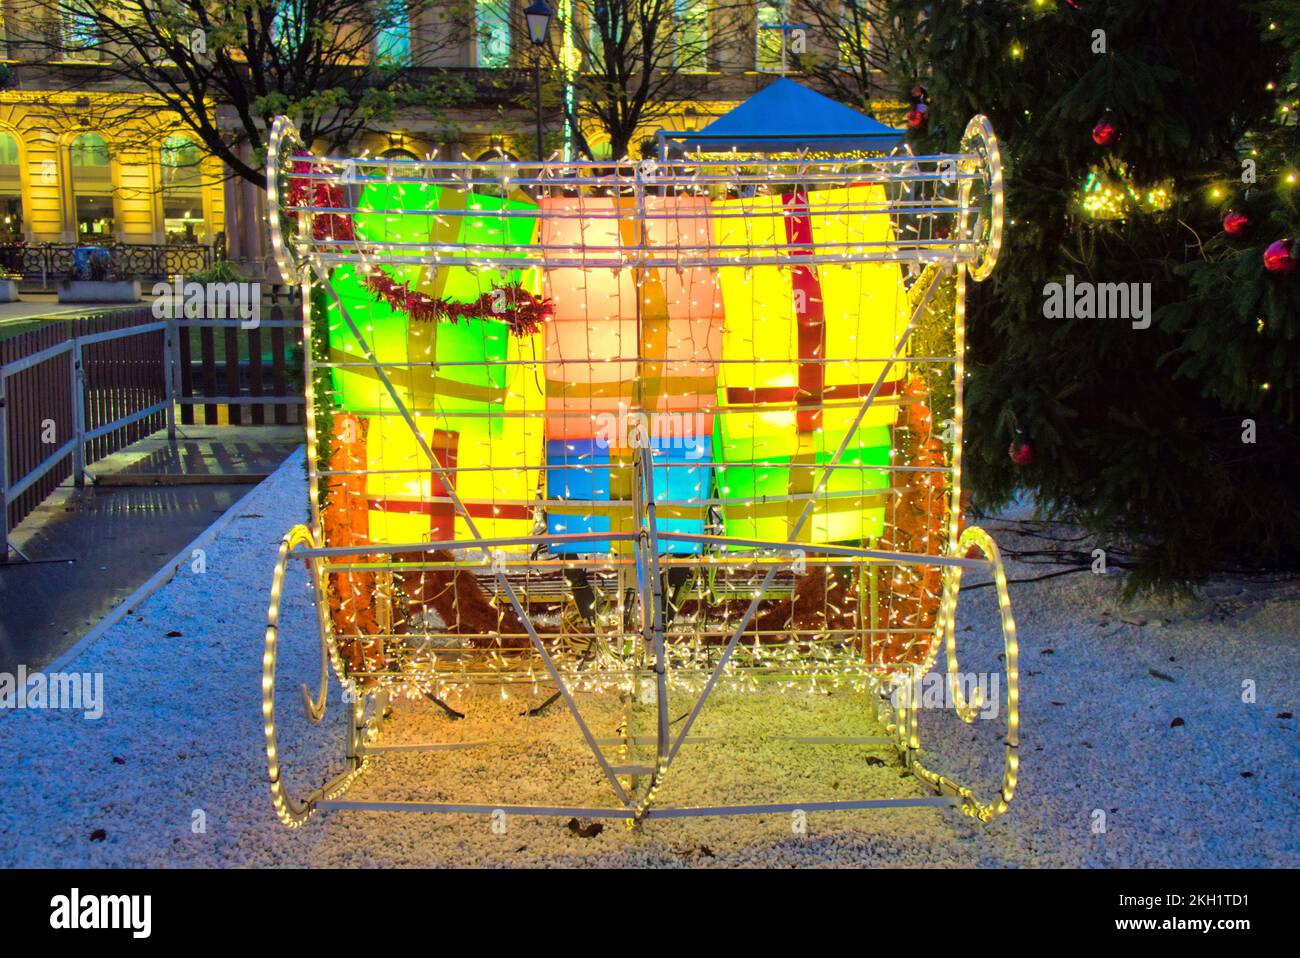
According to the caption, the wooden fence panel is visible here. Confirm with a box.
[4,302,305,546]
[2,326,73,537]
[270,321,289,426]
[178,322,194,426]
[248,326,265,426]
[173,304,303,426]
[79,314,168,462]
[223,325,241,425]
[1,308,163,539]
[200,324,218,425]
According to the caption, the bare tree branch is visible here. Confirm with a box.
[787,0,906,113]
[8,0,475,188]
[478,0,742,161]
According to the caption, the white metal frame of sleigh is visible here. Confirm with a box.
[260,110,1019,828]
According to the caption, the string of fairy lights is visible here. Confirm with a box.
[269,125,987,696]
[259,114,1021,824]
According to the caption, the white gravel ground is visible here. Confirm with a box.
[1,447,1296,868]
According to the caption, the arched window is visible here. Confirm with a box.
[161,135,205,243]
[70,132,113,239]
[476,147,517,163]
[0,132,22,243]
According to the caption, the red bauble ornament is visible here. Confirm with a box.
[1263,238,1298,275]
[1091,120,1118,147]
[1222,211,1250,237]
[1009,441,1035,466]
[906,108,927,129]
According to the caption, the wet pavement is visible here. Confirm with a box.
[0,426,302,672]
[88,426,303,486]
[0,295,121,338]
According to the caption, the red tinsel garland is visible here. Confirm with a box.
[287,155,550,337]
[362,270,552,337]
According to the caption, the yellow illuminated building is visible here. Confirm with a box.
[0,90,225,246]
[0,1,898,281]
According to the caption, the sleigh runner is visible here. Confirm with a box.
[261,112,1020,826]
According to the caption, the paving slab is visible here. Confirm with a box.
[90,425,304,485]
[0,427,303,671]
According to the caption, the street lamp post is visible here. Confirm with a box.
[524,0,553,162]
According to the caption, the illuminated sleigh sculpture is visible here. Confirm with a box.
[261,113,1019,827]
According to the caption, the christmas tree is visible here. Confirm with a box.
[886,0,1300,590]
